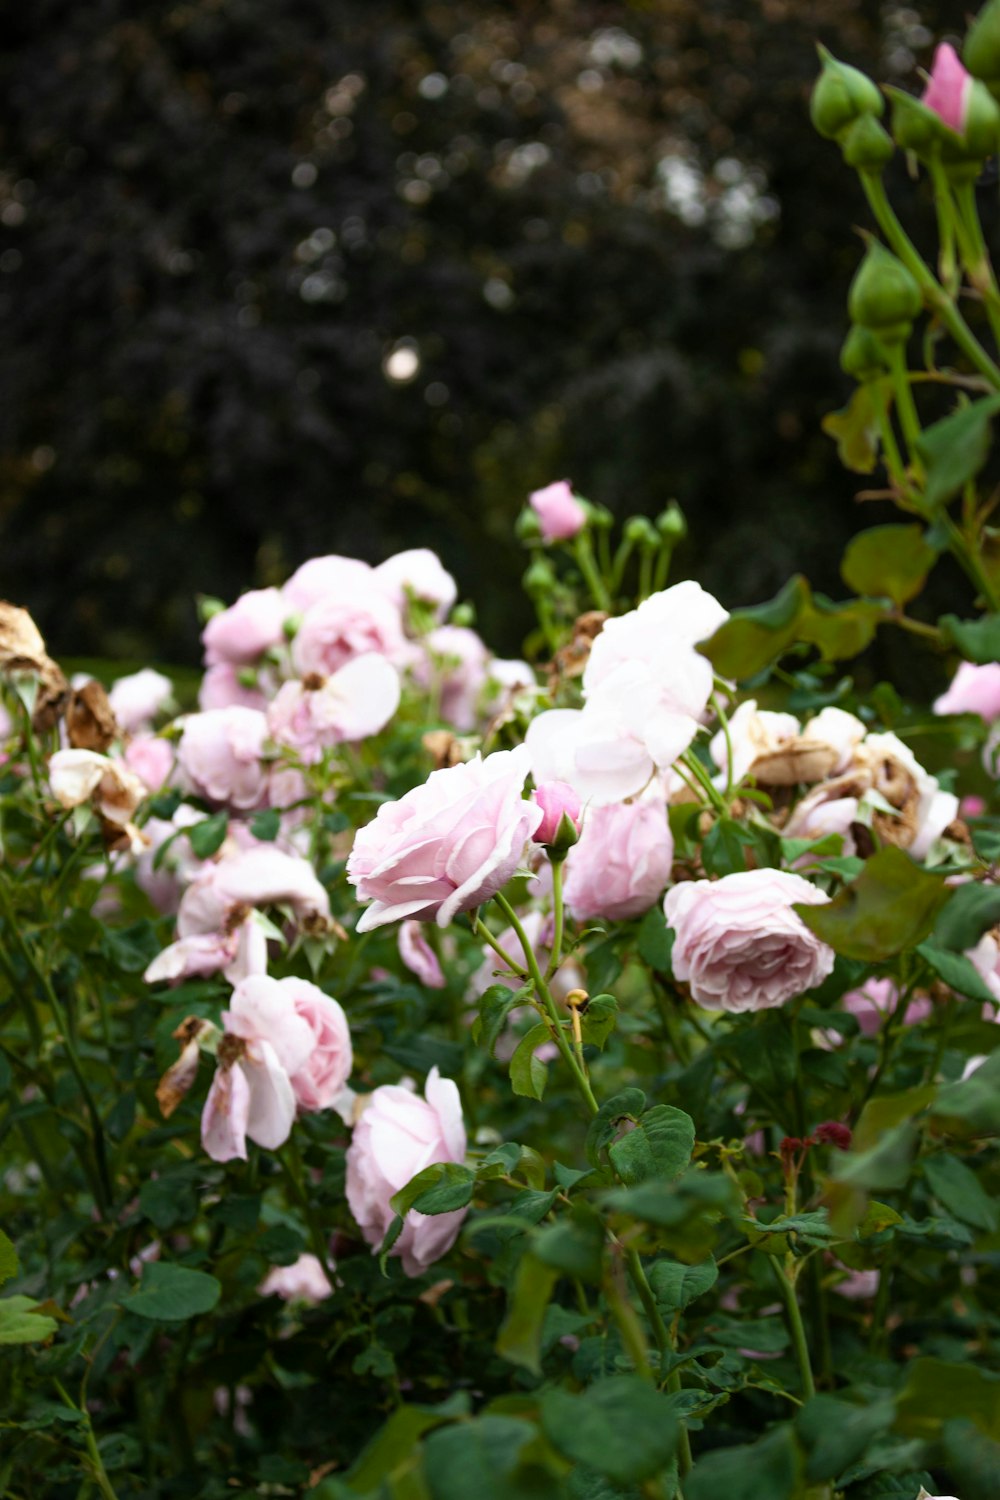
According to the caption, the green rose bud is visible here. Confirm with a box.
[515,505,543,541]
[840,113,895,171]
[886,86,946,157]
[623,516,659,549]
[941,79,1000,171]
[810,46,884,141]
[523,557,556,596]
[655,501,688,542]
[848,239,923,343]
[965,0,1000,94]
[840,325,889,382]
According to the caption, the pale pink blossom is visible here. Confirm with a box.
[123,734,173,792]
[916,1490,960,1500]
[665,869,835,1012]
[564,798,673,922]
[176,846,330,940]
[833,1267,881,1301]
[531,781,582,846]
[203,588,289,667]
[345,1067,467,1277]
[201,1036,295,1162]
[420,625,490,732]
[934,661,1000,721]
[278,976,353,1112]
[48,748,147,825]
[281,555,374,614]
[840,977,932,1036]
[198,663,269,713]
[373,548,457,622]
[922,41,973,134]
[178,707,270,810]
[529,480,587,542]
[525,704,656,805]
[398,922,446,989]
[267,655,400,762]
[291,591,409,679]
[144,917,267,988]
[259,1253,333,1303]
[347,747,542,931]
[108,668,173,733]
[966,931,1000,1004]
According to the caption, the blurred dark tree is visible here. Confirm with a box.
[0,0,976,667]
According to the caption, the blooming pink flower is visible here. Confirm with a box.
[201,1034,296,1162]
[176,846,330,940]
[178,707,270,810]
[202,588,289,667]
[291,591,409,679]
[529,480,587,542]
[281,554,375,614]
[922,42,973,135]
[279,976,353,1113]
[833,1267,881,1301]
[419,625,491,732]
[840,977,932,1036]
[398,921,446,989]
[347,747,543,930]
[198,663,269,713]
[259,1253,333,1303]
[531,781,583,846]
[108,668,173,733]
[123,734,173,792]
[267,654,400,762]
[934,661,1000,721]
[373,548,458,622]
[345,1068,467,1277]
[564,798,673,922]
[664,869,835,1012]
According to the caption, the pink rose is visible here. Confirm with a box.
[178,707,269,810]
[123,734,173,792]
[347,747,543,931]
[176,846,330,940]
[840,977,932,1037]
[280,976,353,1112]
[922,42,972,135]
[267,655,400,762]
[108,668,173,733]
[833,1266,880,1301]
[398,921,446,989]
[282,555,374,614]
[564,798,673,922]
[201,1037,295,1162]
[531,781,582,846]
[419,625,490,732]
[198,664,269,713]
[291,591,409,679]
[664,869,835,1012]
[203,588,289,667]
[373,548,458,622]
[259,1253,333,1303]
[345,1067,467,1277]
[934,661,1000,721]
[529,480,587,542]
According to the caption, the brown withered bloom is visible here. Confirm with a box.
[65,679,119,753]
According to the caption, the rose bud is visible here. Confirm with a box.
[848,238,923,345]
[966,0,1000,96]
[532,781,583,855]
[528,480,588,543]
[810,46,883,142]
[813,1121,852,1151]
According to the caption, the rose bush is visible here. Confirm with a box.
[6,10,1000,1498]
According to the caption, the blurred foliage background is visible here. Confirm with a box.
[0,0,978,671]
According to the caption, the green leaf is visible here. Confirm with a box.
[509,1024,550,1100]
[637,906,673,971]
[701,818,750,877]
[943,1416,1000,1500]
[797,1395,896,1484]
[841,524,937,607]
[496,1255,559,1374]
[580,993,619,1051]
[249,808,281,841]
[0,1295,59,1345]
[896,1356,1000,1440]
[126,1262,221,1322]
[603,1170,741,1234]
[684,1424,801,1500]
[0,1231,17,1288]
[932,881,1000,951]
[794,845,949,961]
[648,1256,718,1314]
[585,1088,646,1167]
[915,393,1000,509]
[924,1152,998,1232]
[833,1121,918,1193]
[422,1415,548,1500]
[187,812,229,858]
[940,612,1000,665]
[804,593,886,661]
[822,382,882,474]
[933,1051,1000,1136]
[346,1402,465,1492]
[473,983,530,1057]
[607,1106,695,1187]
[698,575,811,679]
[390,1162,476,1219]
[917,943,999,1004]
[531,1212,605,1283]
[541,1376,679,1484]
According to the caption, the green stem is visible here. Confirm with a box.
[678,749,728,817]
[638,547,653,602]
[953,178,1000,351]
[53,1380,120,1500]
[494,891,598,1115]
[709,692,735,799]
[472,914,528,979]
[927,157,959,293]
[626,1245,693,1475]
[768,1258,816,1401]
[280,1141,336,1285]
[884,342,925,484]
[547,859,566,978]
[572,532,612,612]
[860,171,1000,388]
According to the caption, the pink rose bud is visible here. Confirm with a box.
[531,781,583,849]
[813,1121,852,1151]
[922,42,973,134]
[528,480,588,542]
